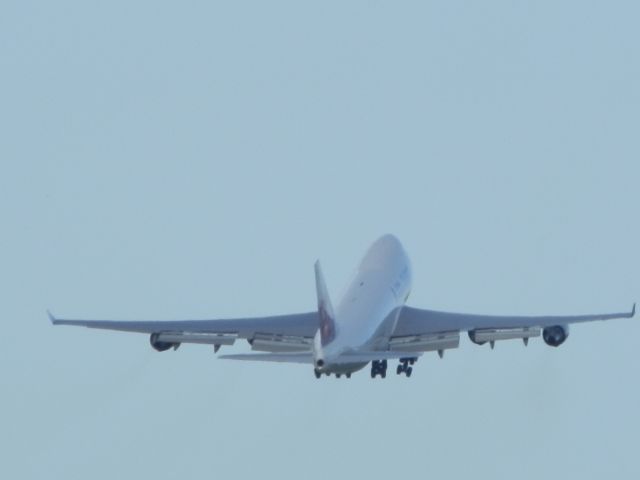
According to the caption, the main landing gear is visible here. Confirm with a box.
[314,369,352,379]
[371,360,387,378]
[396,357,417,377]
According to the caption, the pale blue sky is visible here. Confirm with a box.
[1,1,639,479]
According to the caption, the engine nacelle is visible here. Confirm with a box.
[150,333,180,352]
[542,325,569,347]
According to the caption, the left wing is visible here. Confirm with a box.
[49,311,318,352]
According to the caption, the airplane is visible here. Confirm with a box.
[49,234,636,379]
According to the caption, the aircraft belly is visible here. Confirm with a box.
[334,286,401,352]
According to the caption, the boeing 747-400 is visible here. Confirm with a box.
[50,235,635,378]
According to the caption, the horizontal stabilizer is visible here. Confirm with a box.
[331,351,423,364]
[210,350,420,364]
[218,353,314,364]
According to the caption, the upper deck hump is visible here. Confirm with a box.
[359,234,410,273]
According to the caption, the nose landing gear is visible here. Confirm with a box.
[396,357,417,377]
[371,359,388,378]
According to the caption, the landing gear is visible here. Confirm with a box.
[314,369,352,379]
[371,360,388,378]
[397,357,417,377]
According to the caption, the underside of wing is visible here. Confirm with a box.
[387,304,635,353]
[393,304,635,337]
[49,311,318,352]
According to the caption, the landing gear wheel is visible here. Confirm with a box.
[406,367,413,378]
[371,360,388,379]
[380,360,388,378]
[397,365,403,375]
[371,360,380,378]
[336,374,341,378]
[346,373,351,379]
[314,369,321,379]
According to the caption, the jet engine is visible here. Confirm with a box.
[542,325,569,347]
[150,333,180,352]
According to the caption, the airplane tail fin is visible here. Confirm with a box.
[315,261,336,346]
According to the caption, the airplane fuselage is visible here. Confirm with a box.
[314,235,413,374]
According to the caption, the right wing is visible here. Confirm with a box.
[393,304,636,337]
[388,304,635,354]
[49,311,319,351]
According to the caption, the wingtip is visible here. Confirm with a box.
[632,303,636,318]
[47,310,57,324]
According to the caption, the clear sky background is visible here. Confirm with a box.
[1,1,639,479]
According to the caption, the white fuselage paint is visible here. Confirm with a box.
[313,235,413,374]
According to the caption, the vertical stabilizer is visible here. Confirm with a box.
[314,261,336,346]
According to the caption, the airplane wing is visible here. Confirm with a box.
[49,311,318,351]
[389,304,635,353]
[393,304,636,336]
